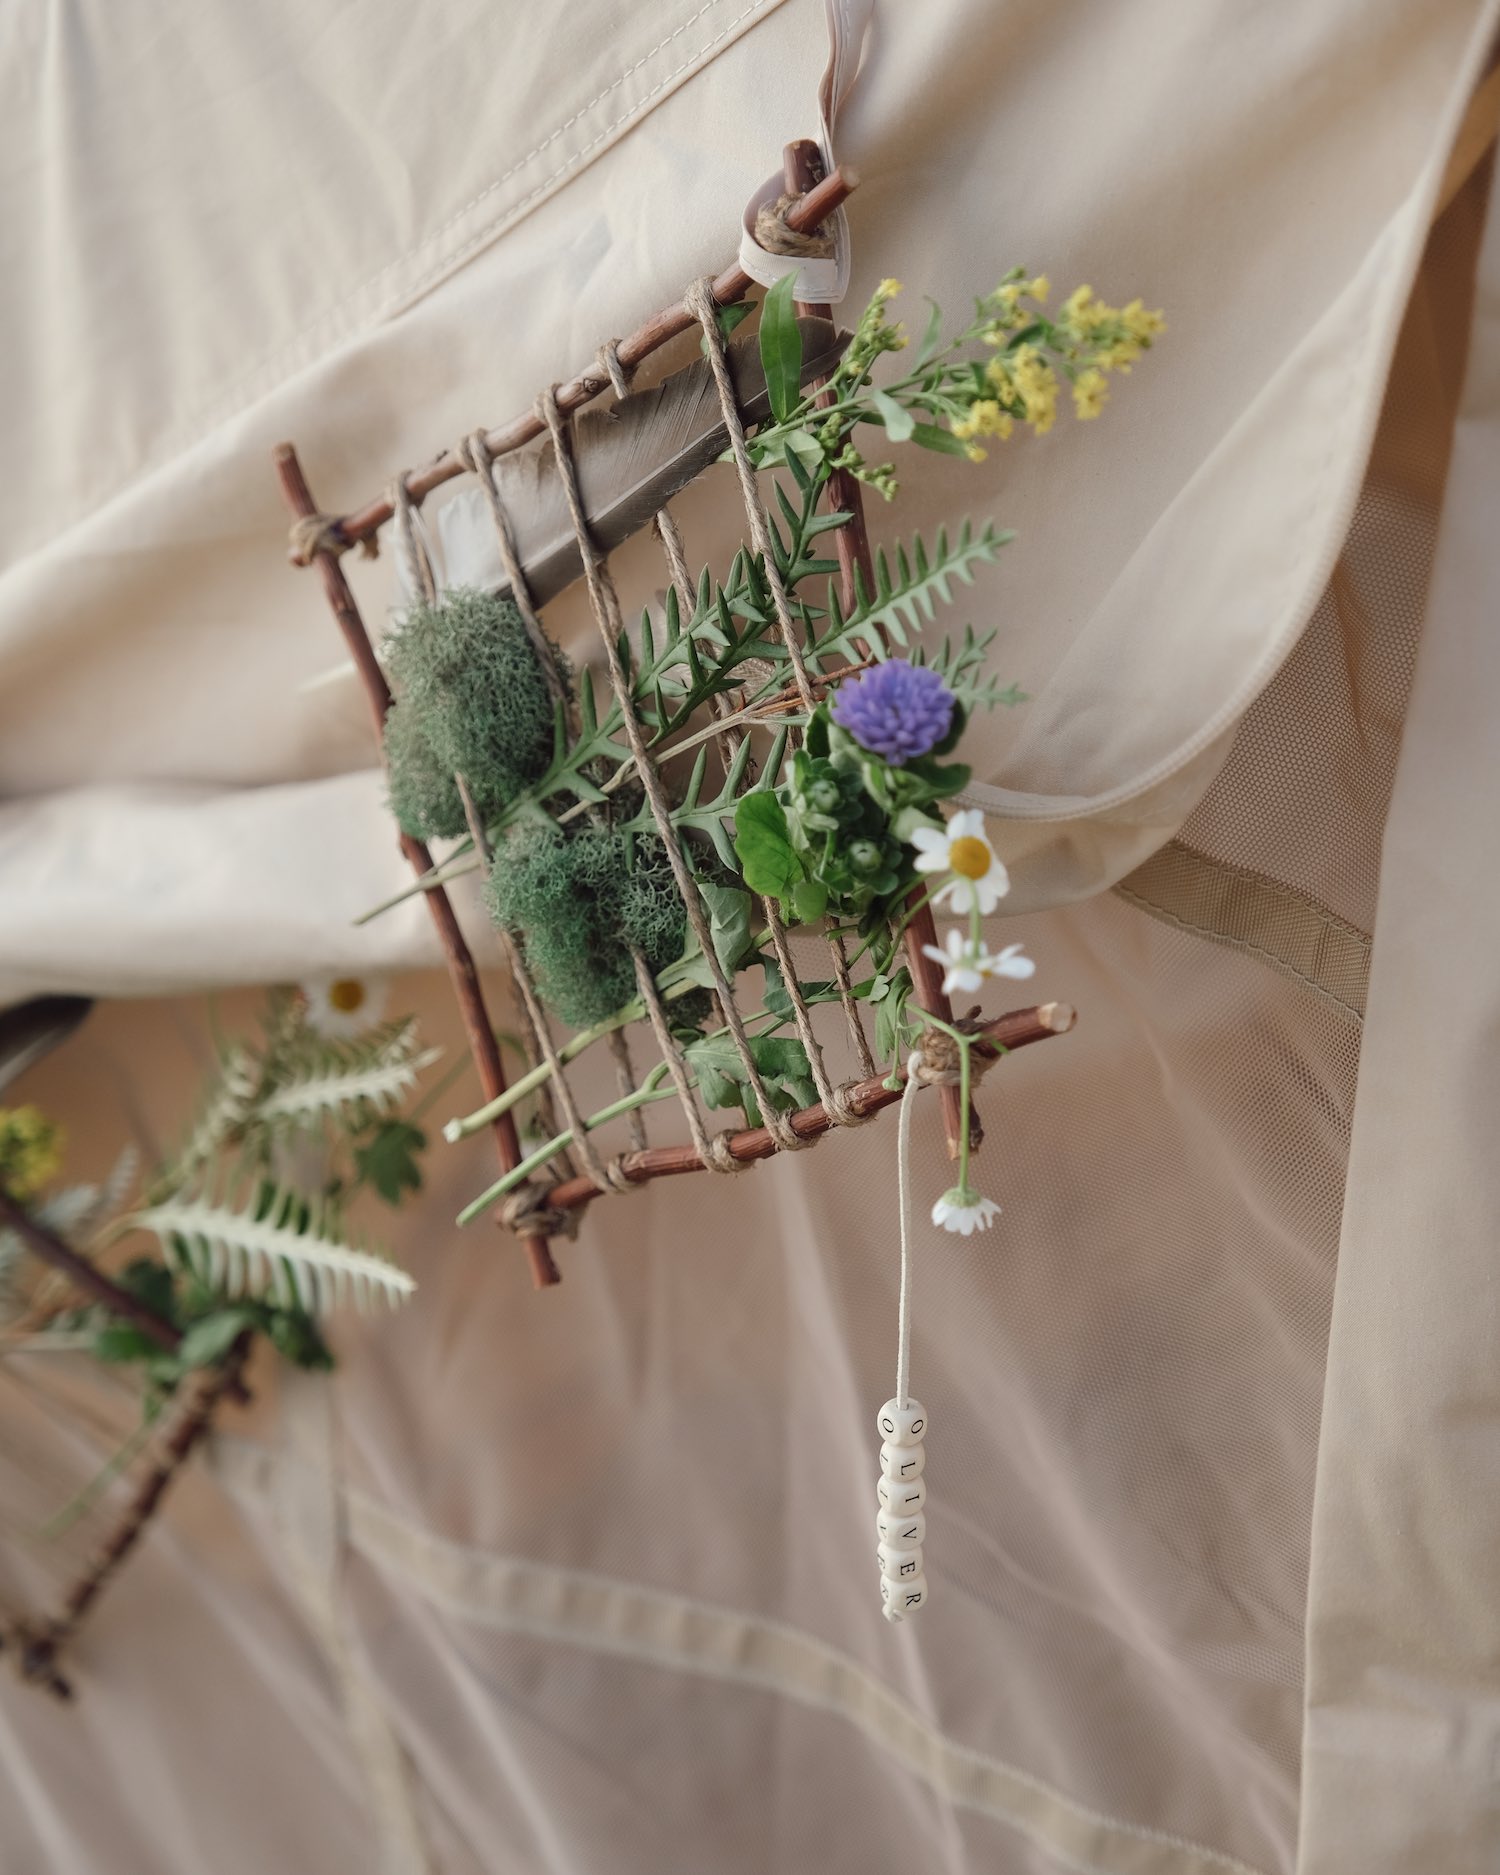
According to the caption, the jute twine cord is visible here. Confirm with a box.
[455,431,572,718]
[632,950,747,1174]
[536,382,807,1155]
[453,772,626,1201]
[454,428,647,1154]
[606,1026,650,1154]
[390,476,439,607]
[596,340,631,402]
[678,292,877,1086]
[288,512,379,564]
[683,276,819,716]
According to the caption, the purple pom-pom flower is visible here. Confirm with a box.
[831,659,956,764]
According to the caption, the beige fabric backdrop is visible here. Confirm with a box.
[2,3,1498,1872]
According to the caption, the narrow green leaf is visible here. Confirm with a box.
[910,422,971,458]
[759,272,803,424]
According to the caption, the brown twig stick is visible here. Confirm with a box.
[273,447,560,1289]
[531,1001,1073,1221]
[0,1190,180,1356]
[776,141,970,1160]
[288,164,859,562]
[2,1335,252,1699]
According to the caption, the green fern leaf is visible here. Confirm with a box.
[128,1185,414,1315]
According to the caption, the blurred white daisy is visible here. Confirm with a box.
[301,975,389,1041]
[931,1187,1002,1236]
[921,929,1036,997]
[910,809,1010,914]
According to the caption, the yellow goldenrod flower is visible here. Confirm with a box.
[0,1105,63,1199]
[1121,298,1166,342]
[1027,273,1050,302]
[950,413,977,441]
[1096,338,1143,373]
[890,321,910,350]
[876,277,903,300]
[1072,367,1109,420]
[964,443,988,462]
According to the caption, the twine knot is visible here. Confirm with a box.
[754,192,835,259]
[288,513,379,565]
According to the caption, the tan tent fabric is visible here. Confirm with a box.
[3,4,1500,1872]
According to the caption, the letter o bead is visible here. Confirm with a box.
[878,1439,926,1483]
[876,1398,928,1446]
[876,1472,926,1517]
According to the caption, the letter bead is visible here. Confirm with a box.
[876,1398,928,1446]
[879,1571,931,1619]
[876,1473,926,1516]
[878,1540,924,1582]
[878,1439,926,1482]
[876,1507,925,1549]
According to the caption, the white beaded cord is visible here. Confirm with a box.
[877,1049,930,1623]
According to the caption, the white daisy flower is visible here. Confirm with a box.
[921,930,1037,997]
[301,975,390,1041]
[909,809,1010,914]
[931,1187,1003,1236]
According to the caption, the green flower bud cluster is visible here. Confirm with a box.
[783,750,904,919]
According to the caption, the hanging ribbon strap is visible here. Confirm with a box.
[737,0,874,304]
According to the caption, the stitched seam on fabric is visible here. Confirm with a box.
[338,1492,1271,1875]
[183,0,774,438]
[1113,841,1368,1021]
[24,0,780,560]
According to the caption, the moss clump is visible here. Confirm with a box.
[384,700,467,840]
[485,826,688,1029]
[386,588,568,814]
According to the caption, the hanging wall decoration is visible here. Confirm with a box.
[275,139,1162,1622]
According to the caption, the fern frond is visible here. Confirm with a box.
[160,1049,259,1190]
[806,520,1013,666]
[259,1021,440,1131]
[128,1186,415,1315]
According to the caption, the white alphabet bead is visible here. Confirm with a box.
[876,1398,928,1446]
[879,1571,931,1619]
[878,1540,924,1582]
[876,1473,926,1517]
[878,1439,926,1483]
[876,1507,925,1549]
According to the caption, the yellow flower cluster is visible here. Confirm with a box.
[951,275,1166,443]
[0,1105,63,1199]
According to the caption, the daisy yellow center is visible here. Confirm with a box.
[948,836,992,880]
[328,978,367,1013]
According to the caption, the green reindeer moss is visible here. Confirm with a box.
[386,589,569,816]
[384,699,468,841]
[485,825,688,1030]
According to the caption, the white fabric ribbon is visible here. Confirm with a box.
[736,0,874,304]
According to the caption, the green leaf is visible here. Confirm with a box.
[870,389,916,443]
[909,422,971,458]
[915,298,945,367]
[695,880,754,976]
[759,272,803,425]
[352,1119,427,1207]
[93,1322,166,1365]
[176,1309,255,1371]
[783,428,825,479]
[790,878,829,923]
[704,300,755,354]
[875,966,916,1065]
[733,791,800,898]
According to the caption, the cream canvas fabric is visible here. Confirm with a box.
[2,3,1498,1872]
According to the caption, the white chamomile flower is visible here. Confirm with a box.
[909,809,1010,914]
[301,975,390,1041]
[931,1188,1002,1236]
[921,930,1037,997]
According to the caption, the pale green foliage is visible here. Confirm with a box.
[128,1184,415,1316]
[256,1021,440,1132]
